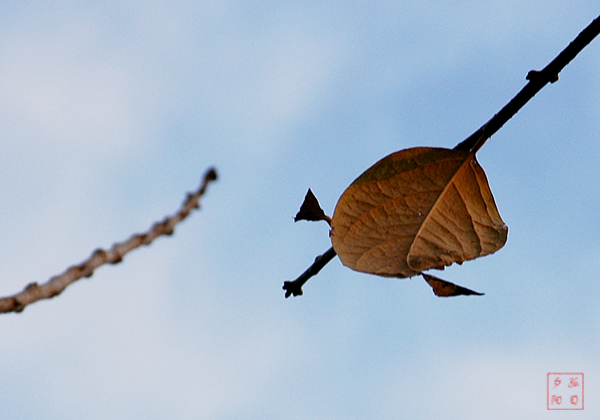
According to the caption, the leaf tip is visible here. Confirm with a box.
[422,273,484,297]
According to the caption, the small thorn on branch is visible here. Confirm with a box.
[526,69,559,83]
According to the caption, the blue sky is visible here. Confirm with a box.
[1,1,599,419]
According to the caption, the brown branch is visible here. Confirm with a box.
[0,167,218,314]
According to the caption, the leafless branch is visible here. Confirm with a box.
[0,167,218,314]
[455,14,600,153]
[283,247,337,298]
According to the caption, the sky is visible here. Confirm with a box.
[0,1,599,419]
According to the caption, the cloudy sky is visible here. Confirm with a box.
[1,1,599,419]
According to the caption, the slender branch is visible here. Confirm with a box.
[455,14,600,153]
[283,247,337,298]
[0,167,218,314]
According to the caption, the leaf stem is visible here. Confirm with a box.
[455,14,600,153]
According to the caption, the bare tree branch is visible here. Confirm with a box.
[454,14,600,153]
[283,247,337,298]
[0,167,218,314]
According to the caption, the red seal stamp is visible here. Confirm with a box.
[547,373,584,410]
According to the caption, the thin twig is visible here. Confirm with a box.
[283,247,337,298]
[0,167,218,314]
[455,14,600,153]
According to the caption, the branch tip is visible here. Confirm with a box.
[283,247,337,298]
[282,281,304,298]
[204,167,218,182]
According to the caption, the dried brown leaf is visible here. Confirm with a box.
[422,273,484,297]
[330,147,507,277]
